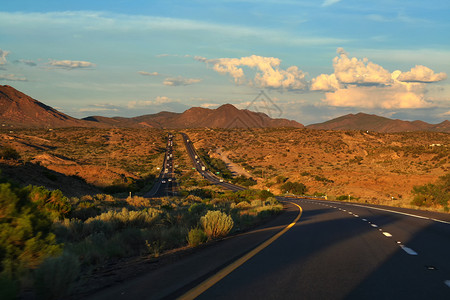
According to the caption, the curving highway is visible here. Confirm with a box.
[181,133,246,192]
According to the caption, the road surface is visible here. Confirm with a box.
[85,198,450,299]
[181,133,245,192]
[144,133,178,197]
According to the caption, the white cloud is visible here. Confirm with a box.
[197,55,307,90]
[79,103,119,112]
[138,71,159,76]
[323,85,430,109]
[200,103,220,108]
[311,73,340,91]
[128,96,174,108]
[332,47,392,86]
[0,74,27,81]
[397,65,447,83]
[312,48,446,109]
[48,59,96,70]
[0,49,9,65]
[163,77,201,86]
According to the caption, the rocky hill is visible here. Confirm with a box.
[0,85,96,128]
[307,113,450,133]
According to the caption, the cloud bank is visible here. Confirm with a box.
[163,76,201,86]
[311,49,447,109]
[196,55,307,90]
[138,71,159,76]
[0,74,27,81]
[48,60,96,70]
[198,49,447,110]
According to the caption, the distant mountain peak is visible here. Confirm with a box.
[0,85,94,128]
[307,113,449,133]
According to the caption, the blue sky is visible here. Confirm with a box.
[1,0,449,124]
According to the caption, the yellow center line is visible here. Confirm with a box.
[178,201,303,300]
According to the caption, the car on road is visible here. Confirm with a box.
[161,180,166,184]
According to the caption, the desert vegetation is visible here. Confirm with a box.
[0,165,282,299]
[0,128,167,197]
[186,128,449,211]
[411,173,450,210]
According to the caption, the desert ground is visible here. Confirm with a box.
[186,128,449,209]
[1,127,449,209]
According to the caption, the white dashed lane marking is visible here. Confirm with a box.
[299,200,450,290]
[400,245,418,256]
[299,200,420,257]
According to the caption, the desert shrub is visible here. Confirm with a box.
[126,195,150,208]
[280,181,307,195]
[231,175,257,187]
[251,200,262,207]
[187,228,207,247]
[276,175,287,184]
[259,190,274,201]
[0,146,20,160]
[26,186,72,220]
[33,253,80,300]
[411,173,450,207]
[236,201,251,209]
[264,197,278,206]
[200,210,234,239]
[160,226,188,249]
[185,194,202,203]
[86,207,160,230]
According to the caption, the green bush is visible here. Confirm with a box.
[0,183,62,298]
[259,190,274,200]
[27,186,72,220]
[200,210,234,239]
[231,175,257,187]
[411,173,450,207]
[280,181,307,195]
[33,253,80,300]
[187,228,207,247]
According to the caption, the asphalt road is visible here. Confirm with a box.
[181,132,245,192]
[144,133,178,197]
[194,198,450,299]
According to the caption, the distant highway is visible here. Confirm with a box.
[144,133,178,197]
[180,133,246,192]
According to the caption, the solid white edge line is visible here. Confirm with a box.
[444,280,450,288]
[310,200,450,225]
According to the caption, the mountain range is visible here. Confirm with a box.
[1,85,449,132]
[307,112,450,133]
